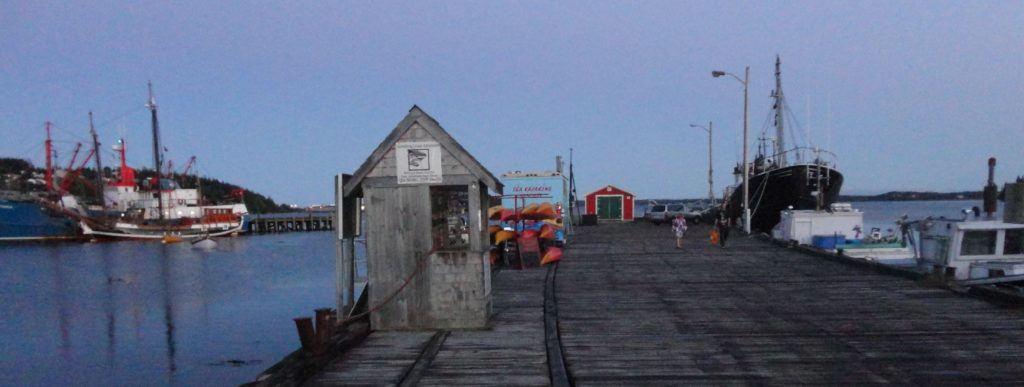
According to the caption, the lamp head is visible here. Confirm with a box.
[711,71,726,77]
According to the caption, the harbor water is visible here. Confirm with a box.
[856,199,1002,232]
[635,199,1002,232]
[0,232,365,386]
[0,200,999,386]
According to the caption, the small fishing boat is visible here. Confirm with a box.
[162,235,183,244]
[772,203,913,261]
[909,210,1024,281]
[897,159,1022,281]
[191,235,217,249]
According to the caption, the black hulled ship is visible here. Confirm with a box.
[725,57,844,233]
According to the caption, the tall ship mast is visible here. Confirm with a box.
[773,57,786,167]
[724,56,844,232]
[89,112,105,206]
[146,82,165,220]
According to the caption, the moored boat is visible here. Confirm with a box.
[772,202,914,261]
[0,191,82,241]
[911,215,1024,280]
[725,57,844,233]
[82,84,248,240]
[191,234,218,249]
[0,122,97,241]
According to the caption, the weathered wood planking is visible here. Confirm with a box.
[410,267,550,386]
[307,331,436,386]
[306,268,549,386]
[307,220,1024,385]
[558,222,1024,385]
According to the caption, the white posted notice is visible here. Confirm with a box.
[396,141,443,184]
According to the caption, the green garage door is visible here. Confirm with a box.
[596,196,622,220]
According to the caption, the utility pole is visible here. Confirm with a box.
[712,66,751,234]
[690,122,714,206]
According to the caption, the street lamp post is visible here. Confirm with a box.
[689,122,714,207]
[712,66,751,234]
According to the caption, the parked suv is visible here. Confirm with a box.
[645,204,686,225]
[683,206,705,224]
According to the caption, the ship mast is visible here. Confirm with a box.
[146,82,165,220]
[44,121,53,192]
[89,112,104,207]
[773,55,787,167]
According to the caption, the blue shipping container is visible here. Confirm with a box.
[812,234,846,250]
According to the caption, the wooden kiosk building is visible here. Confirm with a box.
[585,184,635,222]
[342,106,503,330]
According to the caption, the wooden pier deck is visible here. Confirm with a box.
[248,211,334,233]
[306,268,550,386]
[303,222,1024,385]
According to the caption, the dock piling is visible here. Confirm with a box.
[293,317,315,354]
[315,308,333,353]
[249,211,334,234]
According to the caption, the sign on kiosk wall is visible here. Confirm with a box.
[500,175,567,210]
[499,172,570,244]
[396,141,443,184]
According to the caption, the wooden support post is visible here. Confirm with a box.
[335,174,356,318]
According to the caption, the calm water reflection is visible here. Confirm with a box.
[0,232,346,386]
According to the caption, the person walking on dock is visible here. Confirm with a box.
[672,214,687,249]
[714,212,730,248]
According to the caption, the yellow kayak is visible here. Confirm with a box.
[494,230,518,245]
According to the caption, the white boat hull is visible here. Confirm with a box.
[837,244,914,261]
[81,220,243,240]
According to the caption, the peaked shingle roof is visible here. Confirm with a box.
[344,105,502,197]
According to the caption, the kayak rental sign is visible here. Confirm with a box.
[396,141,443,184]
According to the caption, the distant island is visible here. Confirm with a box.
[641,191,987,205]
[838,191,983,202]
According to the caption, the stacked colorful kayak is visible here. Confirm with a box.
[488,203,563,268]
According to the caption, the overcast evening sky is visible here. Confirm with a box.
[2,1,1022,206]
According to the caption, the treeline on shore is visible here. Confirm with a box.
[0,157,291,213]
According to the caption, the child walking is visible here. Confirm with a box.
[671,214,687,249]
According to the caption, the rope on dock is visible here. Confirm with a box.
[336,247,440,326]
[544,262,573,387]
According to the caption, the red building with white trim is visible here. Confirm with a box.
[585,185,635,221]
